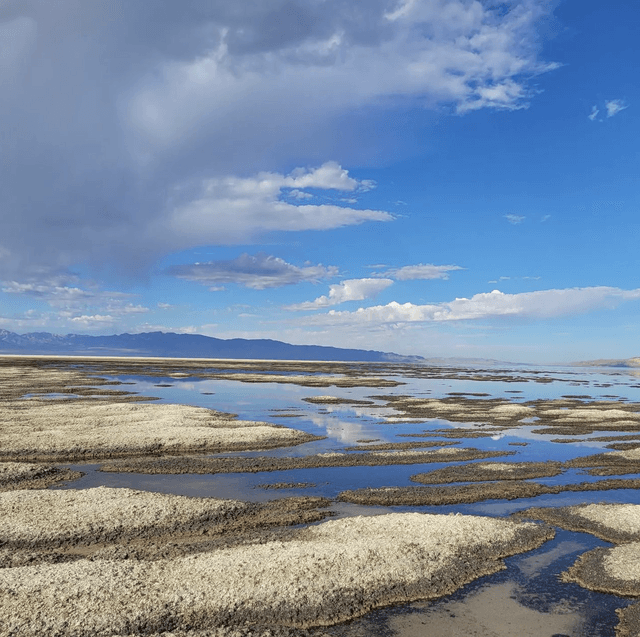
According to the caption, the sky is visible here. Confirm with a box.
[0,0,638,364]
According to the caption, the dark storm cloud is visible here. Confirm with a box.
[0,0,556,282]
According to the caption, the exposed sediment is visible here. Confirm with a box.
[302,395,375,405]
[0,462,82,491]
[372,394,640,436]
[338,478,640,506]
[564,447,640,476]
[0,487,332,568]
[616,603,640,637]
[101,447,512,475]
[410,461,565,484]
[518,503,640,545]
[0,511,552,636]
[343,440,460,451]
[0,400,322,462]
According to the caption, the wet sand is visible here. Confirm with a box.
[388,581,582,636]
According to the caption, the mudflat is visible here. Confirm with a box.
[0,400,321,462]
[5,355,640,635]
[0,501,552,636]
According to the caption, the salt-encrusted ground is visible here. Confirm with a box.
[0,495,552,636]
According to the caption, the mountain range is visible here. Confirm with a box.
[0,329,424,363]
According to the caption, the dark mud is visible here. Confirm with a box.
[410,461,565,484]
[101,447,512,475]
[338,478,640,506]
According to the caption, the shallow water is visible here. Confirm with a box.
[56,362,640,635]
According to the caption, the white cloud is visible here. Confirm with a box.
[298,287,640,326]
[1,277,149,319]
[69,315,116,327]
[155,163,393,248]
[128,0,558,158]
[287,278,394,310]
[379,263,462,280]
[132,323,199,334]
[605,99,629,118]
[588,105,599,121]
[504,214,526,224]
[288,189,313,200]
[168,253,338,290]
[0,1,558,279]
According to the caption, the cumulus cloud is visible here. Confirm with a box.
[154,163,392,249]
[0,0,557,279]
[605,99,629,118]
[287,278,394,310]
[168,253,338,290]
[298,287,640,325]
[378,263,462,280]
[504,214,526,224]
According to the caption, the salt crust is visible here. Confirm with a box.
[571,503,640,537]
[0,401,312,459]
[0,487,242,547]
[617,448,640,460]
[0,461,52,482]
[543,408,640,421]
[481,463,519,471]
[0,512,548,635]
[602,542,640,581]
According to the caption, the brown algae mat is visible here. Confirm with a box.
[338,478,640,506]
[410,461,565,484]
[564,447,640,476]
[0,400,322,462]
[101,447,512,475]
[0,461,82,491]
[0,510,552,635]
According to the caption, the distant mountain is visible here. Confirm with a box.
[0,329,424,363]
[571,357,640,368]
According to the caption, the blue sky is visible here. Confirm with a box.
[0,0,638,363]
